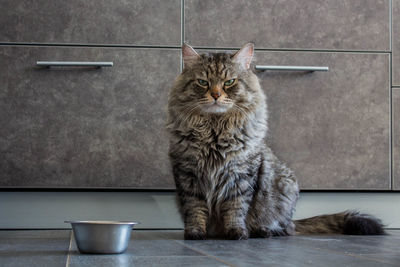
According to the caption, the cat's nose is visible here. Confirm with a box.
[211,92,221,100]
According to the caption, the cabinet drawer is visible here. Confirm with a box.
[0,0,181,46]
[0,46,180,189]
[185,0,390,51]
[255,51,390,189]
[393,89,400,190]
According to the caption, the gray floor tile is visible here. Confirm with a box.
[0,230,71,267]
[68,254,230,267]
[69,230,196,256]
[1,229,399,267]
[291,231,400,265]
[177,233,400,267]
[68,230,229,266]
[131,230,184,240]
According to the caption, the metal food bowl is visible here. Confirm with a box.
[65,220,139,254]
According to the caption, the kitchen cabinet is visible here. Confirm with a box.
[185,0,390,51]
[0,0,181,46]
[0,46,179,188]
[393,89,400,190]
[0,0,393,190]
[255,51,390,189]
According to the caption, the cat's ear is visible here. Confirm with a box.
[232,43,254,69]
[182,43,200,68]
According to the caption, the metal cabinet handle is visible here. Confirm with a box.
[36,61,113,68]
[255,65,329,72]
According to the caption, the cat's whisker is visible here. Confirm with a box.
[222,98,234,103]
[218,99,233,104]
[198,100,214,105]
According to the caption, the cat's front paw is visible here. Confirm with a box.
[250,227,272,238]
[184,228,207,240]
[225,227,249,240]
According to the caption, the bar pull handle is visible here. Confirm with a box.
[255,65,329,72]
[36,61,113,68]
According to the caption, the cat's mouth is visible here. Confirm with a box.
[201,100,233,113]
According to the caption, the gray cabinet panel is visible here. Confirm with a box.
[255,52,390,189]
[393,0,400,85]
[0,46,179,189]
[185,0,390,51]
[393,89,400,190]
[0,0,181,46]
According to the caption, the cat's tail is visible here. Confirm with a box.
[294,210,386,235]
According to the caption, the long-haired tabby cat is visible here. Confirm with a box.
[167,43,385,240]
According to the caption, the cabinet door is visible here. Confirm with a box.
[256,51,390,189]
[393,89,400,190]
[393,0,400,85]
[0,0,181,46]
[185,0,390,51]
[0,46,180,189]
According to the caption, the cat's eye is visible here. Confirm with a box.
[197,79,209,87]
[224,79,236,87]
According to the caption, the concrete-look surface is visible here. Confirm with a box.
[0,46,180,189]
[0,0,181,45]
[185,0,390,50]
[0,230,399,267]
[392,0,400,85]
[393,89,400,190]
[257,51,390,189]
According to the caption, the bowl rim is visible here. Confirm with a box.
[64,220,140,225]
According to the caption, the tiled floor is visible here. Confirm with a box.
[0,230,399,267]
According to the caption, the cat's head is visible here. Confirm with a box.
[170,43,263,115]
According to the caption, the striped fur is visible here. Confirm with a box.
[295,211,385,235]
[167,44,385,239]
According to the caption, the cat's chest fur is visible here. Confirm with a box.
[183,117,248,169]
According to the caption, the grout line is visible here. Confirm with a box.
[173,240,238,267]
[65,231,73,267]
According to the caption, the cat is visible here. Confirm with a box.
[166,43,385,240]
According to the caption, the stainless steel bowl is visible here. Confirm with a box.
[65,220,139,254]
